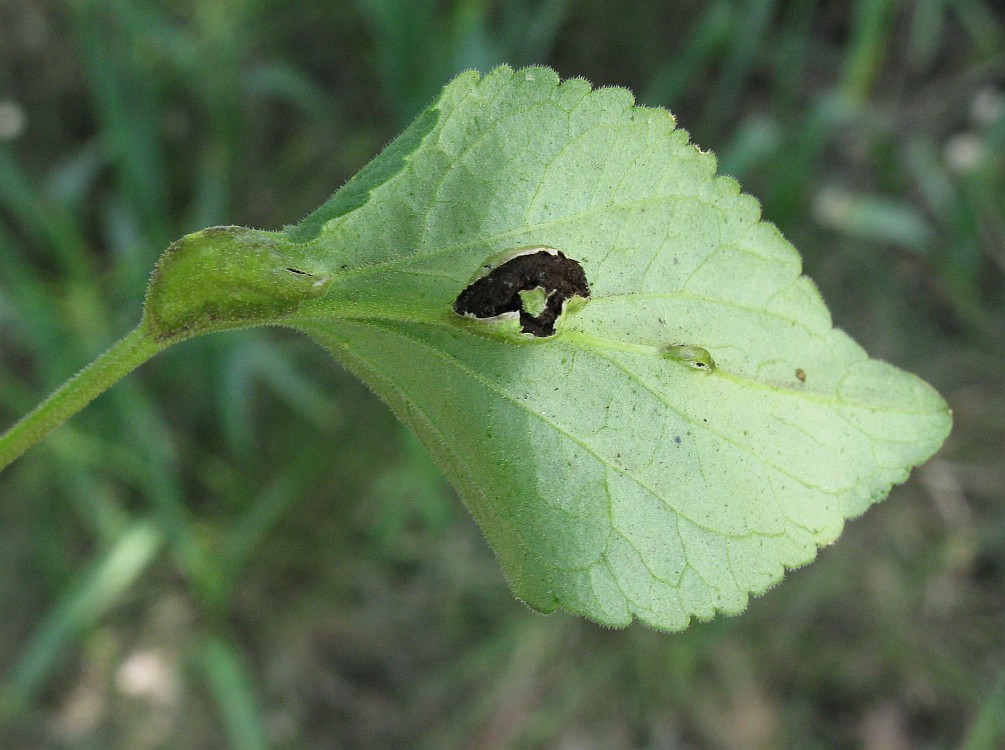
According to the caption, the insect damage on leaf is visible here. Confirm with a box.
[661,344,717,372]
[0,65,955,635]
[453,247,590,337]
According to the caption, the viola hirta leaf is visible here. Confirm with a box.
[1,65,951,632]
[266,66,952,630]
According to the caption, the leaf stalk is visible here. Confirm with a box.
[0,325,168,472]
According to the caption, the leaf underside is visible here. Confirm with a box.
[217,67,950,630]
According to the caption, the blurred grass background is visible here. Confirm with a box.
[0,0,1003,748]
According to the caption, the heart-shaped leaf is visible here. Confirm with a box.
[3,66,952,631]
[237,66,947,629]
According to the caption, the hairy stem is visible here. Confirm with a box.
[0,325,169,472]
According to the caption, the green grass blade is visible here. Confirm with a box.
[197,636,270,750]
[0,146,93,279]
[701,0,777,136]
[908,0,948,69]
[68,2,170,245]
[950,0,1004,56]
[643,1,733,107]
[0,519,162,713]
[221,472,303,584]
[840,0,898,104]
[109,376,229,614]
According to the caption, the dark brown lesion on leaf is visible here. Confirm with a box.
[453,249,590,337]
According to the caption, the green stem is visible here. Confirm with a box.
[0,324,169,473]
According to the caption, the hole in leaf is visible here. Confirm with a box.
[453,248,590,337]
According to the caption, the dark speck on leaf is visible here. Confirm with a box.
[675,436,682,444]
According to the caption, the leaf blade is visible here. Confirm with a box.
[281,65,951,629]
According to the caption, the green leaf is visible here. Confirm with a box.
[274,66,949,629]
[2,66,951,631]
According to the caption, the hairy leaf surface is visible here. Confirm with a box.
[247,66,954,630]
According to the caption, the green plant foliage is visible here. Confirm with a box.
[0,66,951,632]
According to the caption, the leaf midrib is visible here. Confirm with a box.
[291,309,940,419]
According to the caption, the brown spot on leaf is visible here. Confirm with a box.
[453,249,590,337]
